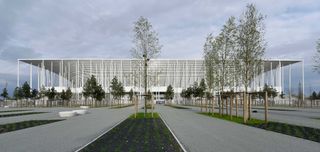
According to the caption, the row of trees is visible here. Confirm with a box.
[0,81,73,107]
[203,4,266,123]
[180,79,207,109]
[310,91,320,107]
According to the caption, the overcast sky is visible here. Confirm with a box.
[0,0,319,95]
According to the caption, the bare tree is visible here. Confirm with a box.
[204,34,218,113]
[237,4,266,123]
[131,16,162,116]
[203,16,237,115]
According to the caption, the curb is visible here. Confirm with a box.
[160,114,188,152]
[74,116,128,152]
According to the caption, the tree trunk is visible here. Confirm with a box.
[235,94,238,117]
[248,94,251,120]
[230,95,233,119]
[226,97,228,115]
[200,98,202,112]
[222,97,224,115]
[219,95,222,115]
[243,92,248,123]
[212,96,215,115]
[206,98,208,113]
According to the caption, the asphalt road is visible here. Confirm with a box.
[157,105,320,152]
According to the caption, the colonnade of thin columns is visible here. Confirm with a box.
[16,59,303,104]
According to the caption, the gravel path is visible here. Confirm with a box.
[0,107,133,152]
[157,105,320,152]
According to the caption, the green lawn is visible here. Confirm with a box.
[80,113,183,152]
[200,112,320,143]
[0,119,64,134]
[110,104,134,109]
[0,109,32,113]
[0,112,47,118]
[141,104,155,109]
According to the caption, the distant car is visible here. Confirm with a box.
[252,110,258,113]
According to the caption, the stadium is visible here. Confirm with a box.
[17,58,304,102]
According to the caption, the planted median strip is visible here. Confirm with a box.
[0,109,32,113]
[0,112,47,118]
[166,104,190,109]
[79,113,184,152]
[200,112,320,143]
[0,119,64,134]
[110,104,134,109]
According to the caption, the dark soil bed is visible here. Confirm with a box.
[0,112,47,118]
[80,113,183,152]
[0,109,32,113]
[0,119,64,134]
[166,104,190,109]
[200,112,320,143]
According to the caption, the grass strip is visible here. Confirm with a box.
[0,109,32,113]
[80,113,183,152]
[0,112,47,118]
[252,107,297,111]
[0,119,64,134]
[200,112,320,143]
[166,104,190,109]
[110,104,134,109]
[130,112,159,119]
[141,104,155,109]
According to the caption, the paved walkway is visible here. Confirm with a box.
[157,105,320,152]
[0,108,77,125]
[0,107,133,152]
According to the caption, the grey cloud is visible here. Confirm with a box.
[0,0,320,92]
[0,46,41,62]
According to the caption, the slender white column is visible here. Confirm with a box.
[30,62,32,88]
[281,61,284,93]
[194,60,196,83]
[302,60,304,102]
[277,60,282,93]
[270,62,273,87]
[37,65,40,90]
[90,59,92,76]
[50,61,53,87]
[185,61,187,88]
[121,60,123,84]
[289,64,292,103]
[68,62,70,87]
[81,62,84,87]
[17,59,20,87]
[101,60,103,87]
[41,60,45,87]
[62,60,64,87]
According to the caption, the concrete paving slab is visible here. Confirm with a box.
[158,105,320,152]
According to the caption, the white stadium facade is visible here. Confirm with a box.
[17,58,304,102]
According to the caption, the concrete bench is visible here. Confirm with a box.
[59,111,77,117]
[72,109,88,115]
[80,106,89,109]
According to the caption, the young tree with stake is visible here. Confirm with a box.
[131,16,162,117]
[237,4,266,123]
